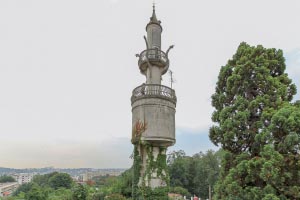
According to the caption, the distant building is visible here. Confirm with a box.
[13,173,34,184]
[0,182,19,197]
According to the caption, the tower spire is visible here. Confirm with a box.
[149,2,160,25]
[153,1,155,12]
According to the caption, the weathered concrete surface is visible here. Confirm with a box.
[132,97,176,147]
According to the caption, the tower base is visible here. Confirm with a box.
[132,142,169,200]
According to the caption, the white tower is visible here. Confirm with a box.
[131,5,176,198]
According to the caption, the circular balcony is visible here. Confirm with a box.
[131,84,177,105]
[138,49,169,75]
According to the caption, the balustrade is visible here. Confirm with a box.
[131,84,177,104]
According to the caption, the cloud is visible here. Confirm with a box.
[0,137,133,169]
[0,127,217,168]
[1,0,300,169]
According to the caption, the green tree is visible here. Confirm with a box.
[92,175,112,187]
[168,150,221,199]
[186,157,197,195]
[0,175,16,183]
[104,193,126,200]
[168,150,189,188]
[261,102,300,199]
[32,172,58,187]
[210,42,297,199]
[73,183,88,200]
[48,173,73,190]
[87,191,106,200]
[114,168,133,198]
[12,191,26,199]
[169,186,190,197]
[25,184,48,200]
[193,150,221,199]
[48,188,73,200]
[13,182,34,196]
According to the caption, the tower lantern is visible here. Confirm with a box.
[131,5,176,199]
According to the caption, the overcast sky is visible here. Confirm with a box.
[0,0,299,168]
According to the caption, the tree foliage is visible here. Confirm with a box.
[25,184,48,200]
[263,103,300,199]
[104,193,126,200]
[168,150,189,188]
[0,175,16,183]
[32,172,59,187]
[12,172,74,199]
[48,188,73,200]
[210,42,296,155]
[169,186,190,197]
[6,152,222,200]
[168,150,221,199]
[72,183,88,200]
[13,182,34,196]
[210,42,298,199]
[48,173,73,189]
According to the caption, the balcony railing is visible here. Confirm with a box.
[138,49,169,67]
[131,84,177,104]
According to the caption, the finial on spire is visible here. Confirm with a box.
[146,2,162,31]
[149,1,159,24]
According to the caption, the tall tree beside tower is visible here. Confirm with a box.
[210,42,299,199]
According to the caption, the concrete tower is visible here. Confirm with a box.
[131,5,176,197]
